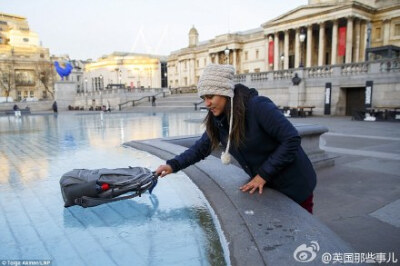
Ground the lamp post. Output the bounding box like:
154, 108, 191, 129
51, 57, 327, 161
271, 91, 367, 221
299, 28, 306, 68
163, 72, 167, 88
366, 22, 372, 61
280, 53, 285, 70
99, 74, 103, 90
224, 47, 230, 65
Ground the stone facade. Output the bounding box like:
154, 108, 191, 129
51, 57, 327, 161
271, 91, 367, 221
83, 52, 167, 93
0, 12, 54, 101
167, 0, 400, 115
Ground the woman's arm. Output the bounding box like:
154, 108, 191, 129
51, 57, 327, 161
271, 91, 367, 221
156, 131, 212, 177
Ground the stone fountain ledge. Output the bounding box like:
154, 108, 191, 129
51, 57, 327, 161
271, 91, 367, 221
124, 124, 352, 266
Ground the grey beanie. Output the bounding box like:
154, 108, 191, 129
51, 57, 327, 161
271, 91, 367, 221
197, 64, 236, 165
197, 64, 235, 98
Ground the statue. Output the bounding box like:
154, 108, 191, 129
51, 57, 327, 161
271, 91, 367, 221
54, 61, 73, 80
292, 73, 302, 86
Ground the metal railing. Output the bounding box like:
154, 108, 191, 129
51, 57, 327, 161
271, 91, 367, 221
118, 91, 166, 110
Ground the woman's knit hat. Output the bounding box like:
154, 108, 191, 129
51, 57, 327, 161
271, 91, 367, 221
198, 64, 235, 165
197, 64, 235, 98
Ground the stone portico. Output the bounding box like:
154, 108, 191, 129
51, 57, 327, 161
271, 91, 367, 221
167, 0, 400, 116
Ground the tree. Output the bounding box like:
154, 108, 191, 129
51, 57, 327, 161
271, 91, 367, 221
0, 64, 13, 102
36, 61, 55, 99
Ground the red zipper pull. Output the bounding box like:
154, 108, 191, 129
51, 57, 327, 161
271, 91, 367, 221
101, 183, 110, 191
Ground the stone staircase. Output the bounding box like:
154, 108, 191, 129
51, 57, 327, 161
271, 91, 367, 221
122, 93, 205, 111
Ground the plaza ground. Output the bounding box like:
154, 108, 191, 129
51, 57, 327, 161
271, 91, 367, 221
1, 109, 399, 263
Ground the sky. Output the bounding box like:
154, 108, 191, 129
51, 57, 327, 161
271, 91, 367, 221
1, 0, 307, 60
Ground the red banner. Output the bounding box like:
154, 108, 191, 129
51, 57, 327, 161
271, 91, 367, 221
268, 40, 274, 65
338, 26, 346, 56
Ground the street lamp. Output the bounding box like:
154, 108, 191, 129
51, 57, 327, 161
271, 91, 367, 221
224, 47, 230, 65
99, 74, 103, 90
299, 28, 306, 68
163, 72, 167, 88
366, 22, 372, 61
280, 53, 285, 70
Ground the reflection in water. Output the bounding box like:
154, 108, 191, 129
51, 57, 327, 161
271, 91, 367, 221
0, 112, 226, 266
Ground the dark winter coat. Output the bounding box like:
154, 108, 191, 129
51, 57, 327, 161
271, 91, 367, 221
167, 91, 316, 203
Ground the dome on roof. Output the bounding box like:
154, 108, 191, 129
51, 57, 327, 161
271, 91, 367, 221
189, 26, 198, 36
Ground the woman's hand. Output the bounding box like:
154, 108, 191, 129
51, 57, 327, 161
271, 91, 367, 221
155, 164, 173, 177
240, 175, 266, 194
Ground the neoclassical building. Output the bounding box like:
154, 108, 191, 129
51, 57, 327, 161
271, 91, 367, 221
168, 0, 400, 85
0, 12, 53, 101
83, 52, 167, 92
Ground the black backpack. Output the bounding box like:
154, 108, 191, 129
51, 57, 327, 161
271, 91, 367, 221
60, 167, 157, 208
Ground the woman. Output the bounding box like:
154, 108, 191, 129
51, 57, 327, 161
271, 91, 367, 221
156, 64, 316, 213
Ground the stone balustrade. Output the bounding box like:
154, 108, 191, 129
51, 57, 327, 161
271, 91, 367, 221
250, 72, 268, 82
340, 62, 368, 75
236, 59, 398, 86
273, 69, 294, 80
306, 66, 333, 78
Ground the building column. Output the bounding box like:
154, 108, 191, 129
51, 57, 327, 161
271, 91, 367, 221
232, 49, 237, 71
306, 25, 313, 67
318, 22, 325, 66
274, 32, 279, 71
295, 28, 301, 68
383, 19, 391, 45
284, 30, 289, 69
345, 17, 353, 63
331, 20, 338, 65
266, 36, 271, 71
354, 19, 361, 62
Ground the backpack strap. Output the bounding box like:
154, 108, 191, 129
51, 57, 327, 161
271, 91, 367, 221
75, 190, 143, 208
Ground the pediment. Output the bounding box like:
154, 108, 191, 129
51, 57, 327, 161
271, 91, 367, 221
263, 4, 340, 26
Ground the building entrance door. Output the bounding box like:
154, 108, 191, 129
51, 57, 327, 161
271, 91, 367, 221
345, 87, 365, 116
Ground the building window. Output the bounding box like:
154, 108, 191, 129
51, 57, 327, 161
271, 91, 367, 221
17, 91, 21, 101
40, 53, 44, 58
29, 91, 34, 98
374, 27, 381, 40
184, 61, 187, 70
196, 60, 199, 67
394, 24, 400, 37
254, 68, 260, 73
23, 38, 29, 42
256, 50, 259, 59
243, 70, 249, 74
184, 77, 188, 86
245, 51, 248, 61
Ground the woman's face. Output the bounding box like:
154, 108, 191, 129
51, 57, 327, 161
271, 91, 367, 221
202, 95, 227, 116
